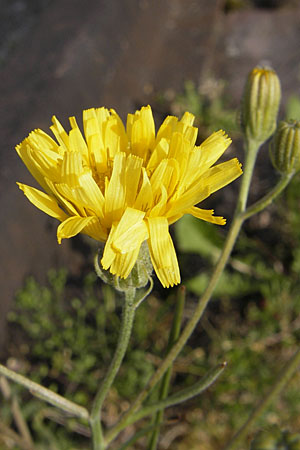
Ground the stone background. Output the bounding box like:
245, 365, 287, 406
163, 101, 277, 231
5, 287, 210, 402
1, 0, 300, 350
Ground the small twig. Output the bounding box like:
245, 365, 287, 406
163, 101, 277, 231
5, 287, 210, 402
0, 421, 33, 450
38, 407, 91, 437
0, 365, 89, 420
0, 376, 34, 448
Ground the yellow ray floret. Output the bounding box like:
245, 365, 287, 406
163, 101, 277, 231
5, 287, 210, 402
16, 105, 242, 288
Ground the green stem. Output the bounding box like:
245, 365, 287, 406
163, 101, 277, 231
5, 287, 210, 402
120, 425, 161, 450
241, 173, 293, 221
90, 288, 136, 450
224, 347, 300, 450
147, 286, 186, 450
236, 139, 261, 213
115, 362, 227, 431
0, 364, 89, 420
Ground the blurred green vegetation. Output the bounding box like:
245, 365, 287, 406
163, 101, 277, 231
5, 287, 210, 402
1, 83, 300, 449
166, 79, 239, 139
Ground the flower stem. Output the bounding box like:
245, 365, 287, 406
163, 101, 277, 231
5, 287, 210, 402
235, 139, 261, 215
90, 287, 136, 450
241, 172, 293, 221
224, 347, 300, 450
0, 364, 89, 420
236, 138, 261, 214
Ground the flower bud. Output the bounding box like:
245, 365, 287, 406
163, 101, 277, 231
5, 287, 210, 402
269, 120, 300, 175
241, 66, 281, 144
95, 242, 153, 293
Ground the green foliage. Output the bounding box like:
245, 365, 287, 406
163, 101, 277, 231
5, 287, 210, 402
5, 270, 162, 448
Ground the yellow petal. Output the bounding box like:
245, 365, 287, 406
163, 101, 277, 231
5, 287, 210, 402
183, 125, 198, 147
15, 142, 52, 194
88, 133, 107, 173
69, 116, 89, 161
179, 111, 195, 128
199, 130, 232, 172
155, 115, 178, 143
147, 217, 180, 287
129, 105, 155, 159
168, 158, 242, 218
101, 223, 118, 270
168, 132, 184, 160
110, 245, 142, 279
45, 178, 82, 216
166, 185, 210, 219
60, 151, 83, 187
124, 155, 143, 207
82, 217, 107, 242
104, 152, 126, 225
76, 171, 105, 217
187, 206, 226, 225
101, 209, 148, 278
17, 183, 67, 221
201, 158, 242, 194
112, 208, 147, 253
50, 116, 69, 149
27, 129, 59, 153
134, 168, 153, 212
57, 216, 95, 244
109, 109, 128, 152
103, 117, 121, 158
83, 109, 107, 172
95, 107, 110, 127
83, 108, 100, 140
150, 159, 169, 197
149, 185, 168, 217
146, 138, 169, 174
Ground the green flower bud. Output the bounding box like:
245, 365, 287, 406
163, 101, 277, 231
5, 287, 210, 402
241, 66, 281, 144
95, 241, 153, 292
269, 120, 300, 175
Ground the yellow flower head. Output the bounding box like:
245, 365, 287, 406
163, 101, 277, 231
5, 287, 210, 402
16, 105, 242, 287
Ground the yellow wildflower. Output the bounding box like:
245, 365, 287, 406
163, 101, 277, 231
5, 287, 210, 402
16, 105, 242, 287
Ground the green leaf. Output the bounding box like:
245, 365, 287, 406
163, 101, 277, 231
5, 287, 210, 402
175, 214, 223, 262
187, 270, 257, 297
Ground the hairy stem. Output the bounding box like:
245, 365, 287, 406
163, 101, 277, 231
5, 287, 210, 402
90, 288, 136, 450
